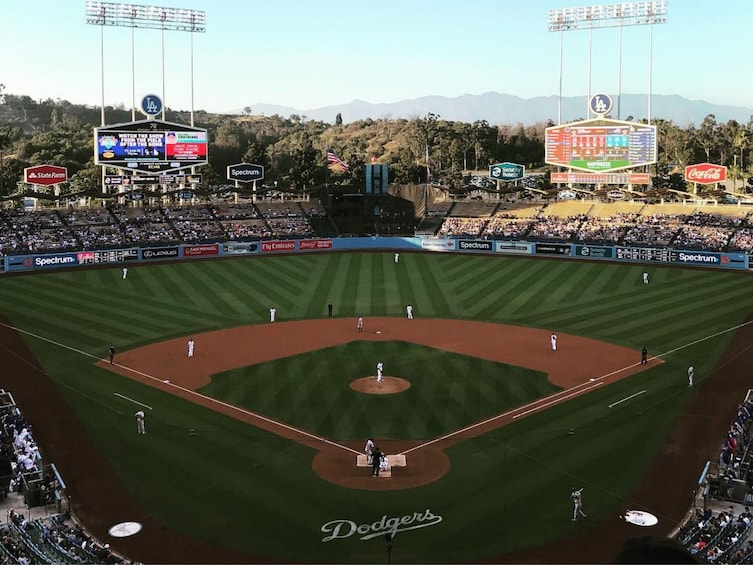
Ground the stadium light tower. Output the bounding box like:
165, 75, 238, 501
548, 1, 668, 124
85, 1, 206, 125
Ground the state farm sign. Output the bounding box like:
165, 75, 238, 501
684, 163, 727, 184
24, 165, 68, 186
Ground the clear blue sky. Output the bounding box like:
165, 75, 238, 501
1, 0, 750, 114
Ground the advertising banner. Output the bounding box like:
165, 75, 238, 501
458, 240, 493, 252
142, 246, 179, 260
684, 163, 727, 184
614, 247, 747, 269
575, 245, 614, 259
299, 239, 333, 250
420, 239, 456, 251
534, 243, 572, 256
183, 244, 219, 257
262, 240, 296, 253
222, 242, 259, 255
27, 253, 80, 270
24, 165, 68, 186
495, 241, 533, 255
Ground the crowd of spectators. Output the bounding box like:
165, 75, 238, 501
3, 200, 753, 254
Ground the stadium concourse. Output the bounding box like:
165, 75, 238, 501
1, 195, 753, 254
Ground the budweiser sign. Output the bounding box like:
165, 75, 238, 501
684, 163, 727, 184
24, 164, 68, 186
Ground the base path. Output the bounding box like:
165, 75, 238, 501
102, 318, 656, 491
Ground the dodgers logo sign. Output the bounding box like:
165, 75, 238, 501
321, 509, 443, 542
140, 94, 163, 117
589, 93, 613, 116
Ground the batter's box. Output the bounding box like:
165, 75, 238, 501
356, 454, 406, 467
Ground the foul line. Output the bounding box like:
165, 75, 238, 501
0, 321, 360, 456
113, 393, 152, 410
609, 390, 646, 409
404, 317, 753, 455
512, 382, 603, 419
3, 316, 753, 460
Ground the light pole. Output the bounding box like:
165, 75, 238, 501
548, 1, 668, 123
85, 1, 206, 124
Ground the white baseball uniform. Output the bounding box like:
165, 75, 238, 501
551, 333, 558, 351
377, 362, 384, 382
688, 365, 694, 387
135, 410, 146, 434
188, 339, 195, 357
571, 488, 586, 521
406, 305, 413, 319
643, 272, 649, 284
270, 308, 276, 322
122, 267, 128, 280
394, 253, 400, 263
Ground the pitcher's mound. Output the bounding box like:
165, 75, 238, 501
350, 376, 411, 395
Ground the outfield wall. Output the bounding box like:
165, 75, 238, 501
1, 238, 748, 272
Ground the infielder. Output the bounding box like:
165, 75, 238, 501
376, 361, 384, 383
187, 338, 195, 358
688, 365, 694, 387
270, 307, 276, 322
135, 410, 146, 435
122, 267, 128, 280
571, 487, 586, 521
551, 333, 558, 352
642, 272, 649, 284
406, 305, 414, 320
357, 316, 364, 332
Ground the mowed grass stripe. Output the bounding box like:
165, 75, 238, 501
412, 253, 451, 317
448, 258, 522, 311
341, 253, 365, 315
500, 260, 576, 318
529, 272, 747, 328
230, 259, 300, 313
219, 259, 290, 320
473, 260, 556, 320
445, 256, 511, 297
160, 263, 236, 319
198, 261, 262, 319
0, 284, 149, 342
563, 275, 751, 333
368, 253, 386, 316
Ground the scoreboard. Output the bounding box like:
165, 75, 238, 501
77, 249, 139, 264
545, 118, 657, 173
614, 247, 674, 263
94, 119, 208, 173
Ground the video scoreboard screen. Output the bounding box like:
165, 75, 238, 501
94, 119, 208, 172
77, 249, 139, 264
545, 118, 657, 173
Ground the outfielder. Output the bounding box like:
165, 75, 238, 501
122, 267, 128, 280
135, 410, 146, 435
376, 362, 384, 383
571, 487, 586, 521
394, 253, 400, 263
642, 271, 649, 284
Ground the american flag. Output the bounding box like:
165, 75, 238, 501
326, 148, 350, 173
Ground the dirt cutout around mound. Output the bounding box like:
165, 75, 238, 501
350, 376, 410, 394
101, 318, 657, 493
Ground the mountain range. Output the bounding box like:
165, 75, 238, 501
248, 92, 753, 127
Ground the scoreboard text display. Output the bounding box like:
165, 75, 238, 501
94, 120, 208, 172
545, 118, 657, 173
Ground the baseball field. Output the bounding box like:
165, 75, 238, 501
0, 251, 751, 563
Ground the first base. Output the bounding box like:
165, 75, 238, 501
375, 331, 381, 334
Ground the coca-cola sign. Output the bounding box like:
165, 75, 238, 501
24, 164, 68, 186
684, 163, 727, 184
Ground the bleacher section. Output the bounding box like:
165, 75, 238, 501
2, 200, 753, 252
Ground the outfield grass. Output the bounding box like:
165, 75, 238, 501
199, 340, 556, 440
0, 253, 750, 562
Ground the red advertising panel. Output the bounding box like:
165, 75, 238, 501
299, 239, 333, 250
262, 240, 296, 253
684, 163, 727, 184
183, 244, 219, 257
550, 172, 650, 184
24, 164, 68, 186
